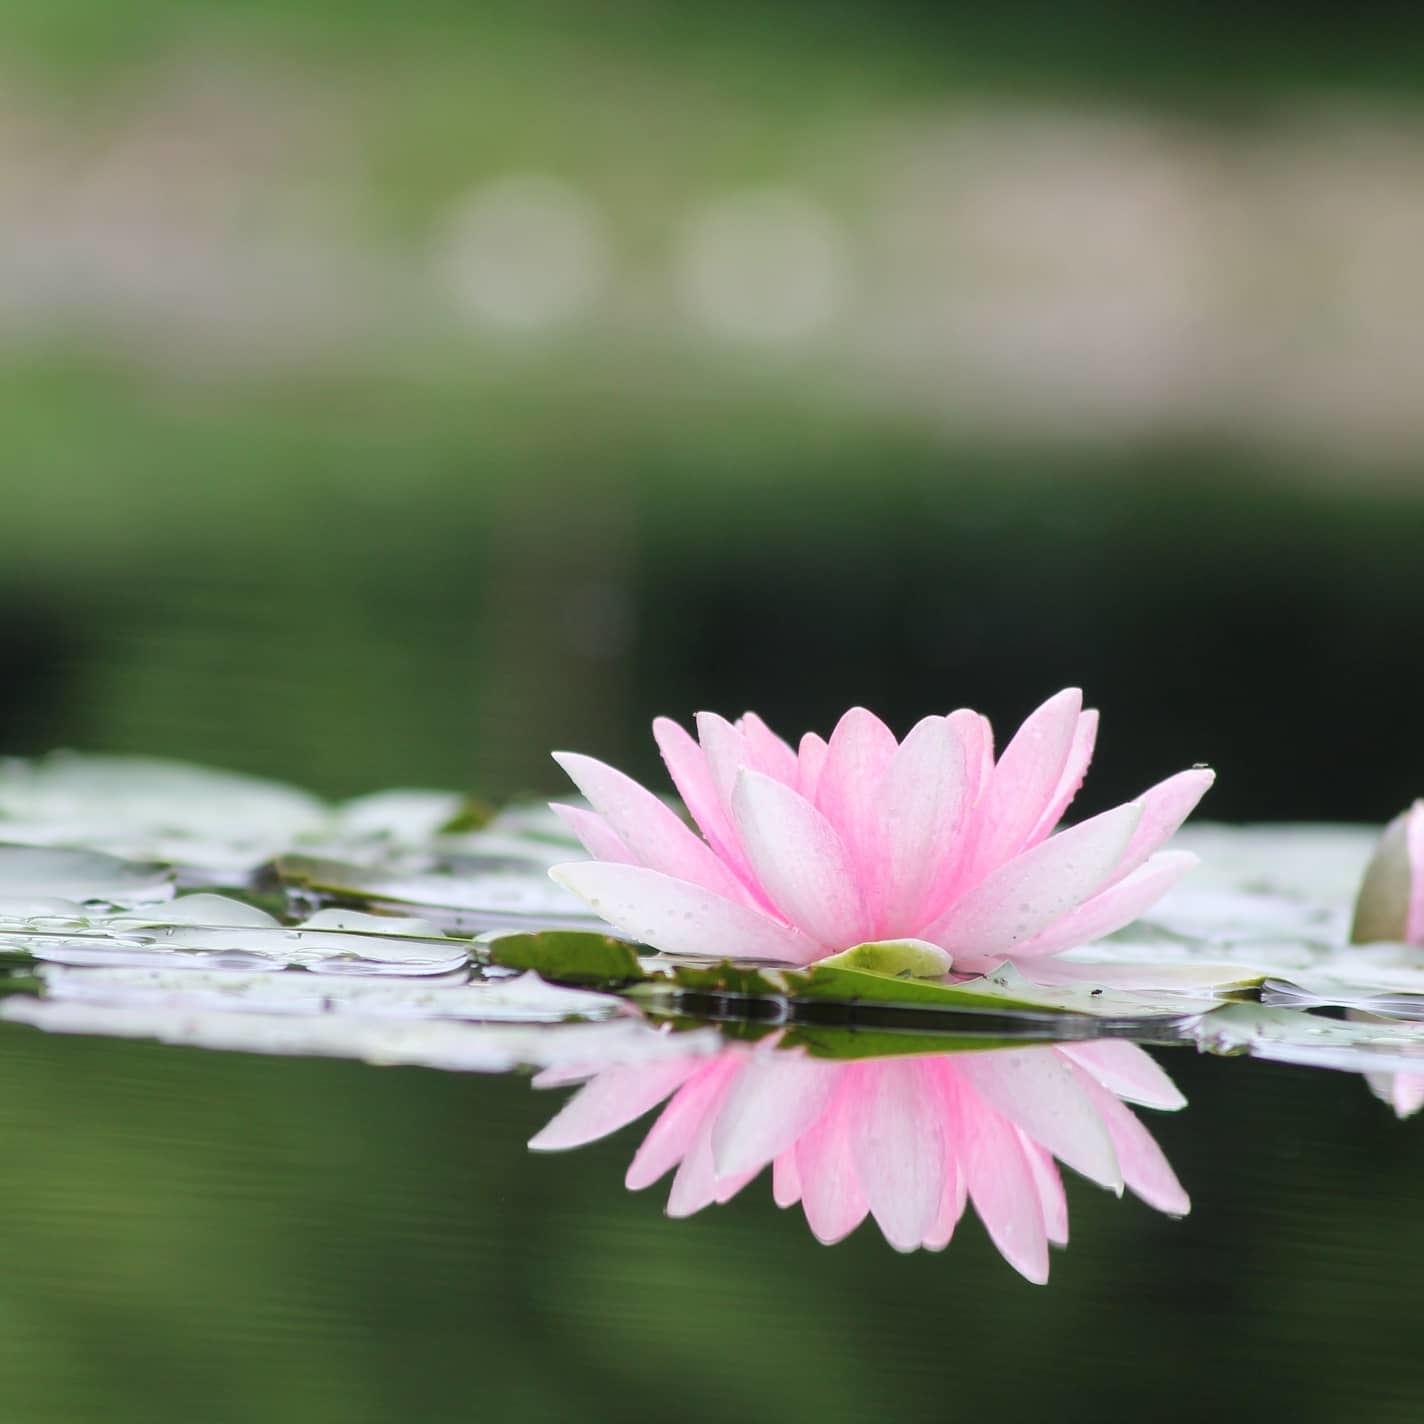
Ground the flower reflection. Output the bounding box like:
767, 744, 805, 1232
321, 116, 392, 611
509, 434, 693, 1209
547, 691, 1212, 972
1351, 800, 1424, 1116
530, 1037, 1189, 1282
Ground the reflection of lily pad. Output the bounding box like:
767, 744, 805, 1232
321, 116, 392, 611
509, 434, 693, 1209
1188, 1002, 1424, 1076
783, 1022, 1056, 1061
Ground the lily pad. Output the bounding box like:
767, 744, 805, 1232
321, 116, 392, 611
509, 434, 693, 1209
0, 753, 327, 880
813, 939, 954, 978
484, 930, 646, 985
31, 964, 625, 1024
3, 896, 471, 977
0, 995, 717, 1075
623, 957, 1222, 1021
0, 845, 174, 908
277, 854, 604, 933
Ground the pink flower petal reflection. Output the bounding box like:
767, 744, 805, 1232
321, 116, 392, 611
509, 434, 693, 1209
551, 693, 1212, 970
530, 1039, 1189, 1283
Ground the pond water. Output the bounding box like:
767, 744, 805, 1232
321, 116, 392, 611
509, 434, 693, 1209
1, 755, 1423, 1423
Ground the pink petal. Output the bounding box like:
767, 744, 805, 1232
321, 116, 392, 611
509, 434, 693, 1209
625, 1057, 738, 1190
1367, 1071, 1424, 1118
1025, 709, 1100, 848
552, 751, 747, 899
847, 1060, 947, 1252
956, 1085, 1051, 1284
653, 716, 755, 883
921, 1151, 968, 1252
529, 1060, 702, 1151
694, 711, 749, 825
1071, 1068, 1190, 1216
923, 801, 1143, 967
548, 803, 639, 865
956, 1048, 1122, 1192
919, 712, 993, 923
773, 1149, 803, 1207
1059, 1041, 1187, 1111
731, 770, 870, 948
1110, 768, 1216, 883
548, 863, 820, 963
796, 1088, 870, 1245
965, 688, 1083, 880
711, 1164, 761, 1206
1010, 851, 1198, 959
1406, 801, 1424, 945
874, 715, 969, 937
737, 712, 800, 786
814, 707, 898, 873
667, 1068, 746, 1217
710, 1051, 839, 1177
1019, 1133, 1069, 1246
797, 733, 829, 801
947, 709, 995, 805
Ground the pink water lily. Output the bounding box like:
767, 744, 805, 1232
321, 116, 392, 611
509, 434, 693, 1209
530, 1038, 1190, 1282
549, 690, 1213, 972
1352, 800, 1424, 1117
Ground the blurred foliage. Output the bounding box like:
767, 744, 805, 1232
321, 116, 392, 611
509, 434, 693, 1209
6, 0, 1424, 104
2, 344, 1421, 819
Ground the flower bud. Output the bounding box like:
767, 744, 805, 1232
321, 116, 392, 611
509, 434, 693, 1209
1349, 800, 1424, 946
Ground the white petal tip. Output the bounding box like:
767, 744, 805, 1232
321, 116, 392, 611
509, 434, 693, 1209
547, 862, 583, 891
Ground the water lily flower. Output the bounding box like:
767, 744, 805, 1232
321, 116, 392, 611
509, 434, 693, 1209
530, 1038, 1190, 1282
548, 690, 1213, 972
1350, 799, 1424, 1116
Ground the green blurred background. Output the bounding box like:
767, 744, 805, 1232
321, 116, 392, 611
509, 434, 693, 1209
2, 3, 1424, 1419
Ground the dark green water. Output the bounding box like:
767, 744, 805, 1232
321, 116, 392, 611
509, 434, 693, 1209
2, 1021, 1421, 1424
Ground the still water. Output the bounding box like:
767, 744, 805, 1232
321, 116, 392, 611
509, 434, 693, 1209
2, 1022, 1421, 1424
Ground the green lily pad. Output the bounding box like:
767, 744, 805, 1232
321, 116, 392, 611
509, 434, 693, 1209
484, 930, 646, 985
654, 962, 785, 997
